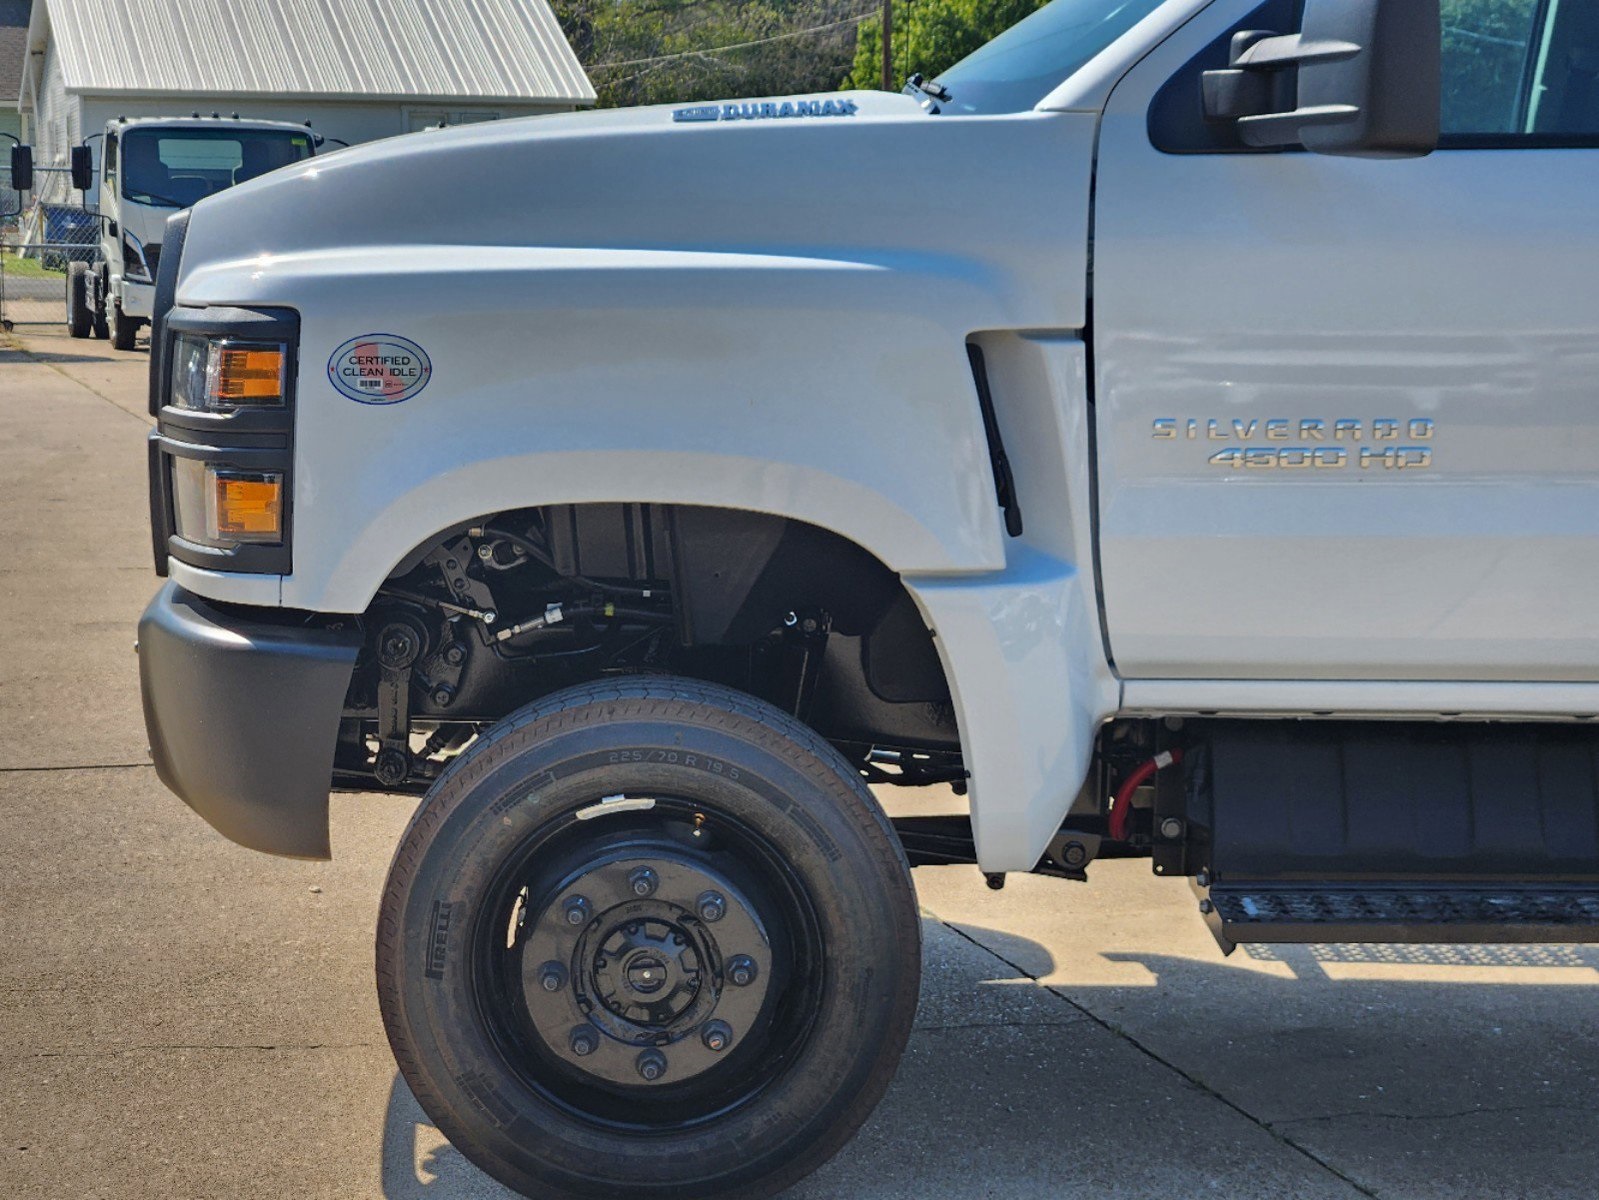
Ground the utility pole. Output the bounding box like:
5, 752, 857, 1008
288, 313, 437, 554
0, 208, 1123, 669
880, 0, 893, 92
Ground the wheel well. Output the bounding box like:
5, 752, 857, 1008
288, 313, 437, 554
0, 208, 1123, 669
336, 504, 962, 793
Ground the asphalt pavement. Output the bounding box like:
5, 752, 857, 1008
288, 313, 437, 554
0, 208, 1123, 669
2, 325, 1597, 1199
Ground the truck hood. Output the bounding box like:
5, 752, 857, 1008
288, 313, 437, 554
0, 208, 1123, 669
175, 89, 1097, 329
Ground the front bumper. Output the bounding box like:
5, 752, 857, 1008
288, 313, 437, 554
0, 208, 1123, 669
138, 582, 361, 858
118, 277, 156, 320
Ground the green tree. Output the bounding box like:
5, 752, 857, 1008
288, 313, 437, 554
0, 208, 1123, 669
841, 0, 1048, 91
1440, 0, 1542, 133
554, 0, 876, 108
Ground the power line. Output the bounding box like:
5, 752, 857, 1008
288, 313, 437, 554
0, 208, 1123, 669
588, 11, 874, 71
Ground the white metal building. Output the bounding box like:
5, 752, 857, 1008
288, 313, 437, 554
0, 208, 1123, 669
0, 1, 27, 145
17, 0, 594, 186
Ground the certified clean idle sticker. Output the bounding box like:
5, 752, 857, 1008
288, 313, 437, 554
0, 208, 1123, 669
328, 334, 432, 404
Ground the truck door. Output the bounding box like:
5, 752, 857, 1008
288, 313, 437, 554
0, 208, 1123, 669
1091, 0, 1599, 681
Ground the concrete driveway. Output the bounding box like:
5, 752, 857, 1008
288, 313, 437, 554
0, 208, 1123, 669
2, 326, 1597, 1198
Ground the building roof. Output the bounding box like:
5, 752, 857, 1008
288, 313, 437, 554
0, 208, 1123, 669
24, 0, 593, 107
0, 1, 28, 111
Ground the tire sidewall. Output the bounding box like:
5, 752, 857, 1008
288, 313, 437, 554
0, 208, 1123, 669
67, 263, 89, 337
111, 303, 137, 350
381, 689, 920, 1199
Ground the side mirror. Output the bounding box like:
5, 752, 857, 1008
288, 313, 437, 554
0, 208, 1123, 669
1202, 0, 1440, 158
8, 144, 32, 193
70, 144, 94, 191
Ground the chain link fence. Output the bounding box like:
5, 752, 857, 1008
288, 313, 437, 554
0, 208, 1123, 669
1, 166, 101, 332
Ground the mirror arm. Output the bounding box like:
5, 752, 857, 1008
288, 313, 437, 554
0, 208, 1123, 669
1237, 104, 1360, 147
1202, 29, 1365, 146
1233, 32, 1360, 70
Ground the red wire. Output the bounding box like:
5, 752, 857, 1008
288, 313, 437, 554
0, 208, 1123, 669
1108, 748, 1184, 842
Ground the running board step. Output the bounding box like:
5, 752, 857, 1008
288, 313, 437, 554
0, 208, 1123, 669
1201, 883, 1599, 954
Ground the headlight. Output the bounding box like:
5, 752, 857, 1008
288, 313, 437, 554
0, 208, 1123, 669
122, 233, 151, 282
153, 303, 298, 575
170, 333, 287, 412
170, 460, 284, 546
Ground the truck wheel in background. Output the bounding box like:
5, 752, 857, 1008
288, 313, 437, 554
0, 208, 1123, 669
92, 269, 110, 339
66, 263, 92, 338
110, 303, 140, 351
376, 678, 922, 1200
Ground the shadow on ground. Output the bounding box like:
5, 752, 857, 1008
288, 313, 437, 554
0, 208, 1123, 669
0, 346, 145, 363
375, 919, 1599, 1199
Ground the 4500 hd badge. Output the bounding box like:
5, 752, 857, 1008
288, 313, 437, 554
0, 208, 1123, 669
1152, 416, 1436, 471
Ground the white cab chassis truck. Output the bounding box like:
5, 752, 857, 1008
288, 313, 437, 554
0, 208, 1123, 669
66, 116, 315, 349
136, 1, 1599, 1195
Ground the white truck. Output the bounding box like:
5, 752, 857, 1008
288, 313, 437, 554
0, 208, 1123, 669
135, 0, 1599, 1196
65, 116, 315, 348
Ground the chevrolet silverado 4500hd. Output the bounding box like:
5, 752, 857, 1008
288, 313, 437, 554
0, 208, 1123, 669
136, 1, 1599, 1195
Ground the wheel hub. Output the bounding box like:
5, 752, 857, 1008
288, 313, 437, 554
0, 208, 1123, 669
593, 918, 702, 1022
518, 849, 773, 1087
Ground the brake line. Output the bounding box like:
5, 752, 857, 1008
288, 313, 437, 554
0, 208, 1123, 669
1107, 748, 1184, 842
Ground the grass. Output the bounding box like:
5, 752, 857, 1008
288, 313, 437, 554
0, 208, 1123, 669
1, 251, 65, 279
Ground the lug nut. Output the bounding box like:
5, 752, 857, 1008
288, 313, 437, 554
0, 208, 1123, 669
538, 962, 566, 992
727, 955, 757, 987
697, 891, 727, 923
636, 1049, 667, 1081
563, 895, 592, 926
570, 1027, 598, 1056
628, 867, 659, 898
701, 1020, 733, 1053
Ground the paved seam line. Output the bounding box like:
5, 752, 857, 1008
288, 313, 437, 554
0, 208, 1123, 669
913, 1020, 1088, 1033
0, 762, 152, 773
1274, 1101, 1594, 1127
937, 920, 1381, 1200
19, 1042, 379, 1059
8, 342, 155, 428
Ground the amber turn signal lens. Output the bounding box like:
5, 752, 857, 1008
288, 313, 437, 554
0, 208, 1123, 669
214, 347, 285, 403
207, 469, 283, 543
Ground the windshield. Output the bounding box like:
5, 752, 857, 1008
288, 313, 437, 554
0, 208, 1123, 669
120, 128, 314, 208
932, 0, 1170, 114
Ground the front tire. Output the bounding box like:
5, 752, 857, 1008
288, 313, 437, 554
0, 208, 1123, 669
110, 302, 140, 350
377, 678, 921, 1200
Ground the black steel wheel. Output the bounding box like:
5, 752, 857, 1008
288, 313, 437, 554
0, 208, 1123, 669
377, 678, 921, 1200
